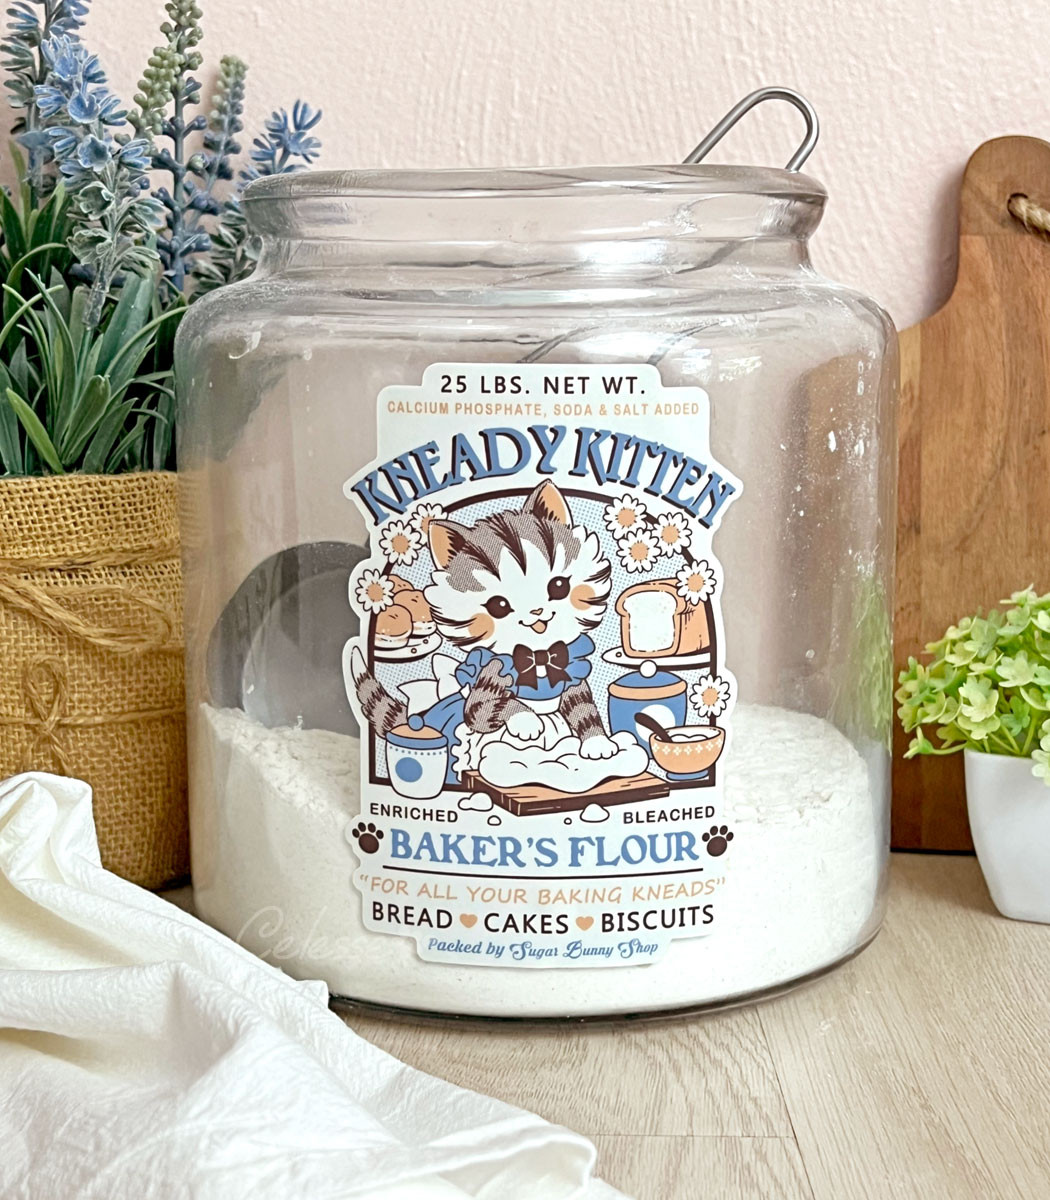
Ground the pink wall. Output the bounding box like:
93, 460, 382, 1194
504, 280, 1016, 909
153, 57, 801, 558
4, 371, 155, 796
75, 0, 1050, 329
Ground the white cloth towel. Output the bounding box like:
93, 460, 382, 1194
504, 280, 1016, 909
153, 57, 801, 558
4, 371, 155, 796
0, 773, 628, 1200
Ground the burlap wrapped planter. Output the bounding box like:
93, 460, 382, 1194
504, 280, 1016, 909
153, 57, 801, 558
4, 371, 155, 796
0, 472, 187, 888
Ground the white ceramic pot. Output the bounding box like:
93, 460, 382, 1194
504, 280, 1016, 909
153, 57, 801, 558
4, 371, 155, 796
964, 749, 1050, 923
384, 715, 449, 801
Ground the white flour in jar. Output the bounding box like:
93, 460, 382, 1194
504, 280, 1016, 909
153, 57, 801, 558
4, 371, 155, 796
192, 702, 885, 1017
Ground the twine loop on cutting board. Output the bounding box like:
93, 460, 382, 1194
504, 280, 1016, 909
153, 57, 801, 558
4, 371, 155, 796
1007, 193, 1050, 236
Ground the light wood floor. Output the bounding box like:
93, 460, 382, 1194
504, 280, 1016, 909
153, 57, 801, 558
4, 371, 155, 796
347, 855, 1050, 1199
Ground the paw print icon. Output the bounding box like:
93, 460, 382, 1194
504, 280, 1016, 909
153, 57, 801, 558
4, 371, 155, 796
702, 825, 734, 857
351, 822, 384, 854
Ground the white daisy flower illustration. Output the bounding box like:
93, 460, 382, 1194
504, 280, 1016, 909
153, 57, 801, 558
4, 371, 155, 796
690, 674, 731, 718
604, 493, 649, 540
354, 568, 395, 614
617, 528, 661, 573
378, 518, 422, 566
676, 560, 717, 605
412, 501, 446, 537
653, 511, 694, 557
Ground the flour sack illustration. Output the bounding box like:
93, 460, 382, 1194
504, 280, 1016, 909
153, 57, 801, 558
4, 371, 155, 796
342, 363, 742, 968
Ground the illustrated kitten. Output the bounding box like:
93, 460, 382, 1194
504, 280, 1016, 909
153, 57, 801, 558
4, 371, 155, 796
352, 480, 619, 761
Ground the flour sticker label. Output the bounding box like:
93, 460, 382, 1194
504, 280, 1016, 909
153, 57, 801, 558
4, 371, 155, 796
342, 363, 742, 967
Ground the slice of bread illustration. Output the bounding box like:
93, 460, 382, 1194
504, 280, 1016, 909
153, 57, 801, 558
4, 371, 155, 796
615, 578, 710, 658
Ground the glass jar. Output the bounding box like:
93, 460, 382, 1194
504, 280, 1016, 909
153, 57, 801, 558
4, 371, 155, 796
176, 162, 897, 1020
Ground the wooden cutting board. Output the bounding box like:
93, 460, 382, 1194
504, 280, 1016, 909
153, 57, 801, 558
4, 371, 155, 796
464, 770, 668, 817
893, 135, 1050, 850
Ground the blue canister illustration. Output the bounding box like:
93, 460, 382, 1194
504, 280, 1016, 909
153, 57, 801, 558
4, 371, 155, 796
607, 660, 688, 749
385, 715, 449, 800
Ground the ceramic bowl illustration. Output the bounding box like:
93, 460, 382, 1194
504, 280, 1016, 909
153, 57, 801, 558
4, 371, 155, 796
648, 725, 725, 779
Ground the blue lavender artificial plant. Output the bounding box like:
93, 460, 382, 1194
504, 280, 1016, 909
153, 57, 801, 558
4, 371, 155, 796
196, 99, 322, 290
0, 0, 91, 194
127, 1, 322, 300
0, 0, 323, 475
37, 35, 161, 325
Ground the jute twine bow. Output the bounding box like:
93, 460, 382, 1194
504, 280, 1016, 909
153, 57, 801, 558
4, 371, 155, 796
19, 658, 73, 774
4, 657, 183, 774
1008, 193, 1050, 237
0, 547, 183, 773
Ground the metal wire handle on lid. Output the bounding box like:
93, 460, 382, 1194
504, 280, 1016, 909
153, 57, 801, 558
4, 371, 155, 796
684, 87, 820, 172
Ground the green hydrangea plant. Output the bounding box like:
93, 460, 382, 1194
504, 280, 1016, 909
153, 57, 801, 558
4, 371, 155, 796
897, 587, 1050, 784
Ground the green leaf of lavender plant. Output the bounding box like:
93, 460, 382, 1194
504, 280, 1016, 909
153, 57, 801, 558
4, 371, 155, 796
46, 267, 71, 321
4, 387, 63, 473
20, 273, 94, 457
0, 360, 23, 474
67, 286, 92, 361
0, 186, 27, 268
80, 396, 138, 475
3, 242, 70, 314
7, 143, 29, 212
105, 307, 182, 395
150, 392, 176, 469
33, 182, 72, 253
95, 275, 152, 374
7, 336, 31, 400
16, 289, 62, 433
33, 284, 78, 433
104, 414, 149, 474
60, 375, 112, 463
0, 281, 51, 357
